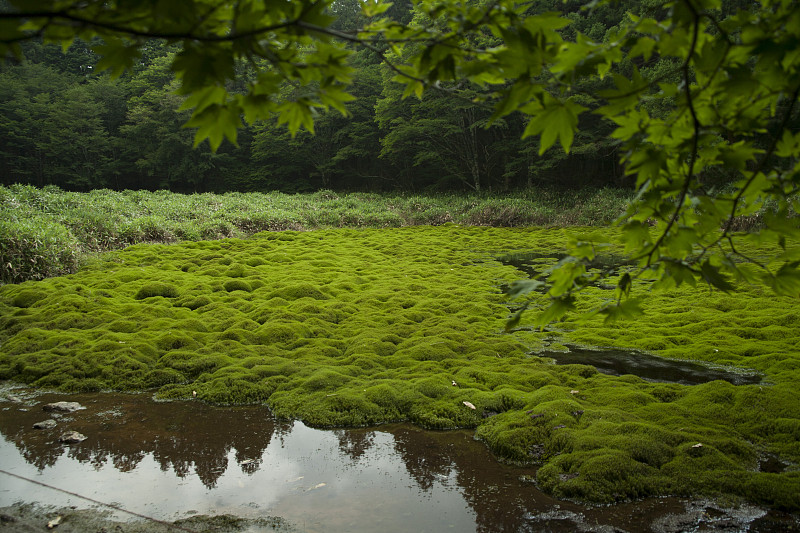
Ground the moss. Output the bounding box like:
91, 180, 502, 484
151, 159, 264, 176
223, 279, 252, 292
11, 289, 48, 308
154, 332, 200, 352
175, 295, 212, 310
2, 225, 800, 510
134, 283, 179, 300
269, 283, 327, 301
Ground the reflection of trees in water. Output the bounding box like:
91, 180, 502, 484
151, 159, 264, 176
16, 440, 62, 471
0, 393, 277, 489
390, 425, 542, 533
2, 393, 554, 530
392, 426, 455, 492
333, 428, 375, 462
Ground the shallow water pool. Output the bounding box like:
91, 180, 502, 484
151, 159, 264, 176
0, 387, 793, 532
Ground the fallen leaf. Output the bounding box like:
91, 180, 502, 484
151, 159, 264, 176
463, 401, 476, 410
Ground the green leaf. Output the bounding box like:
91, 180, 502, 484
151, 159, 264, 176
700, 260, 735, 292
617, 272, 632, 297
665, 226, 697, 258
506, 279, 546, 299
522, 95, 587, 154
361, 0, 392, 17
766, 263, 800, 296
547, 259, 585, 296
505, 303, 529, 332
277, 100, 316, 136
93, 41, 142, 78
185, 103, 241, 151
663, 259, 697, 288
180, 85, 227, 114
534, 296, 575, 327
600, 298, 643, 323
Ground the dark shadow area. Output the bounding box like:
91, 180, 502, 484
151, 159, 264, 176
537, 345, 762, 386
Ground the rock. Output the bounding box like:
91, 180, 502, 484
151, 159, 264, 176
33, 419, 57, 430
59, 431, 87, 444
43, 401, 84, 413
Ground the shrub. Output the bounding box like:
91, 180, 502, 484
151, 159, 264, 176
0, 217, 80, 283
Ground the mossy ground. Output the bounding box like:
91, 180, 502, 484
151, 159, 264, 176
1, 225, 798, 510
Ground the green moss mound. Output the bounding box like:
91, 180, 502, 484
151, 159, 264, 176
135, 282, 180, 299
1, 225, 799, 510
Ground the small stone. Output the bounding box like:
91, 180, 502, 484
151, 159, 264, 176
569, 390, 580, 395
33, 419, 57, 430
692, 443, 703, 448
462, 401, 476, 410
43, 401, 84, 413
59, 431, 87, 444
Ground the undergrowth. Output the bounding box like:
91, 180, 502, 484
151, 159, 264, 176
0, 225, 798, 510
0, 184, 634, 283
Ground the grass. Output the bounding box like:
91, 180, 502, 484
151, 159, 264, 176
1, 223, 799, 510
0, 184, 633, 283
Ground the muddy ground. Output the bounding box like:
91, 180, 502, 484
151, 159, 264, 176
0, 503, 295, 532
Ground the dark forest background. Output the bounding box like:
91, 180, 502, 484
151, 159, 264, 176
1, 0, 752, 194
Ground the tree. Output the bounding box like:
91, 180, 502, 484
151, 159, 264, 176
2, 0, 800, 323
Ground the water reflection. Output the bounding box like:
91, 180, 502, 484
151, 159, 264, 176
0, 391, 278, 488
0, 388, 794, 532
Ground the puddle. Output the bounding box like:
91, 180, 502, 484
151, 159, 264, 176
0, 387, 792, 532
536, 346, 762, 386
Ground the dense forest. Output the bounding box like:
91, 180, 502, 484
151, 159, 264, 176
0, 0, 653, 193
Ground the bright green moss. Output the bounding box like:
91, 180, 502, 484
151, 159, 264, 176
135, 282, 179, 300
11, 289, 48, 308
268, 283, 328, 301
175, 295, 212, 310
223, 279, 252, 292
2, 225, 800, 510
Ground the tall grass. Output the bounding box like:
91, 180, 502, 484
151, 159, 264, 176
0, 184, 634, 283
